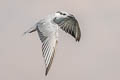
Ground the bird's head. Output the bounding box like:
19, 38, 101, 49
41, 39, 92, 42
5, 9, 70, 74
55, 11, 74, 18
55, 11, 69, 18
53, 11, 74, 24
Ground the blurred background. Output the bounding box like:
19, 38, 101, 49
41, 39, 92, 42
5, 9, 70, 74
0, 0, 120, 80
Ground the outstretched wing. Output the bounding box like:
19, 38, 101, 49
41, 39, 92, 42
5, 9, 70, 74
36, 24, 58, 76
54, 16, 81, 41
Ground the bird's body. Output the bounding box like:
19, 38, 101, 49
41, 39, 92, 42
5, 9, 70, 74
24, 11, 81, 76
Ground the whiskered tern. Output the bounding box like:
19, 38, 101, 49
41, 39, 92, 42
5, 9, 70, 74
24, 11, 81, 76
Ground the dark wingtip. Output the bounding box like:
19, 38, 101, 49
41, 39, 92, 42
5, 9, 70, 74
76, 38, 80, 42
45, 69, 48, 76
75, 35, 81, 42
45, 71, 48, 76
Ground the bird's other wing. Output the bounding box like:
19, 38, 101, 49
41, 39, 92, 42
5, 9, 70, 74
36, 24, 58, 76
54, 16, 81, 41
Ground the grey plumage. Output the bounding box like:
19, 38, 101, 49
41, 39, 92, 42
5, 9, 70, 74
24, 11, 81, 76
53, 14, 81, 41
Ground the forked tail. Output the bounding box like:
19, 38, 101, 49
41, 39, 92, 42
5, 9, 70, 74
23, 26, 37, 35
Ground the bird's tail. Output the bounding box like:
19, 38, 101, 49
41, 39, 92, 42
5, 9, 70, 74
23, 26, 37, 35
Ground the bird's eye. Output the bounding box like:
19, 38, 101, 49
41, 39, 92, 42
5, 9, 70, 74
62, 13, 66, 15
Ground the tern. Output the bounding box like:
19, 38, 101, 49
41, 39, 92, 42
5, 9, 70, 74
24, 11, 81, 76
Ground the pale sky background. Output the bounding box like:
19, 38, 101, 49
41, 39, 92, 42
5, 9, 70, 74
0, 0, 120, 80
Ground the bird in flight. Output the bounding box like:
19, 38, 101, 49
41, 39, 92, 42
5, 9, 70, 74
24, 11, 81, 76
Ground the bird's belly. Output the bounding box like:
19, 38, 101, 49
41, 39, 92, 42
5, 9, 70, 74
39, 23, 59, 38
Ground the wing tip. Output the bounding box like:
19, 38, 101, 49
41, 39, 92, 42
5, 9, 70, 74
75, 34, 81, 42
45, 68, 49, 76
45, 47, 56, 76
45, 60, 52, 76
76, 38, 80, 42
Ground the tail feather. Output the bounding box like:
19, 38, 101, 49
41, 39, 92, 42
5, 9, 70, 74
23, 26, 37, 35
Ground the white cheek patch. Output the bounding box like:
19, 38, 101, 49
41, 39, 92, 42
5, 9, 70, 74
55, 13, 61, 17
55, 12, 68, 19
